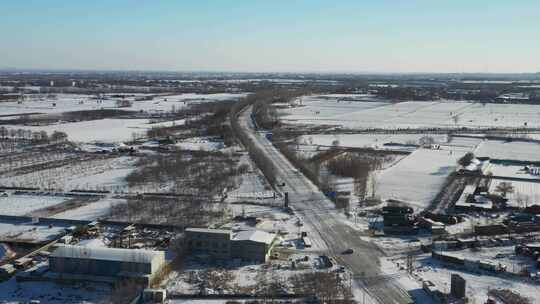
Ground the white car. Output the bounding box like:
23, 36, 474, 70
0, 192, 8, 197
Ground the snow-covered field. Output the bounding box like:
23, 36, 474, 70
0, 277, 110, 304
52, 197, 125, 221
489, 178, 540, 206
153, 92, 247, 103
299, 133, 448, 150
0, 195, 67, 216
279, 95, 540, 130
280, 94, 389, 123
3, 118, 164, 143
0, 222, 67, 243
0, 156, 136, 191
447, 136, 484, 150
175, 137, 225, 151
376, 148, 466, 210
0, 94, 118, 118
0, 93, 247, 118
489, 164, 540, 180
475, 140, 540, 162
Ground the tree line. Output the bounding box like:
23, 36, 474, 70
0, 126, 68, 143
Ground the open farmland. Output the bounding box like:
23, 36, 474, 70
52, 197, 126, 221
3, 119, 154, 143
279, 95, 540, 130
489, 163, 540, 180
0, 156, 136, 191
376, 148, 466, 210
475, 140, 540, 162
0, 195, 68, 216
0, 92, 247, 119
299, 133, 448, 150
489, 178, 540, 207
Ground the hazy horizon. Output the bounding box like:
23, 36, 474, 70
2, 0, 539, 73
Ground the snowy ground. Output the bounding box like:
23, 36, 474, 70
0, 277, 110, 304
0, 94, 119, 118
298, 133, 448, 151
279, 96, 540, 130
3, 118, 160, 143
440, 246, 537, 275
489, 179, 540, 207
0, 93, 247, 119
163, 252, 341, 296
0, 156, 136, 191
280, 95, 389, 124
175, 137, 225, 151
0, 194, 68, 216
475, 140, 540, 162
224, 204, 305, 244
0, 222, 66, 243
489, 164, 540, 180
52, 197, 126, 221
412, 254, 540, 303
375, 148, 467, 210
226, 153, 275, 201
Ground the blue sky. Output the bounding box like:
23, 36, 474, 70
1, 0, 539, 73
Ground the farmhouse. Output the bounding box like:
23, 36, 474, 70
49, 245, 166, 284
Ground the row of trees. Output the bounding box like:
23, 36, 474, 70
229, 90, 282, 185
0, 126, 68, 143
326, 153, 385, 201
109, 195, 228, 226
125, 152, 239, 198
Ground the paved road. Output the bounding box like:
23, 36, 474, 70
239, 107, 413, 304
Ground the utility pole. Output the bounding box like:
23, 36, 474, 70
406, 253, 414, 274
406, 243, 415, 275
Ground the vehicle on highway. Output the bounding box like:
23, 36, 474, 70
341, 248, 354, 255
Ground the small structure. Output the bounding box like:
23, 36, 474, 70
49, 245, 165, 285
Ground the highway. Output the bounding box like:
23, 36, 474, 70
239, 106, 413, 303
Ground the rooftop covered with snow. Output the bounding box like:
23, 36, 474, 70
232, 230, 276, 245
50, 245, 164, 264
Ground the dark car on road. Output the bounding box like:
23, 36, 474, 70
341, 248, 354, 254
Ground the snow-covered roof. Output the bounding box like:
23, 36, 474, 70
51, 245, 164, 264
233, 230, 276, 245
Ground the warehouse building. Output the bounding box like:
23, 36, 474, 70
184, 228, 277, 263
49, 245, 166, 284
